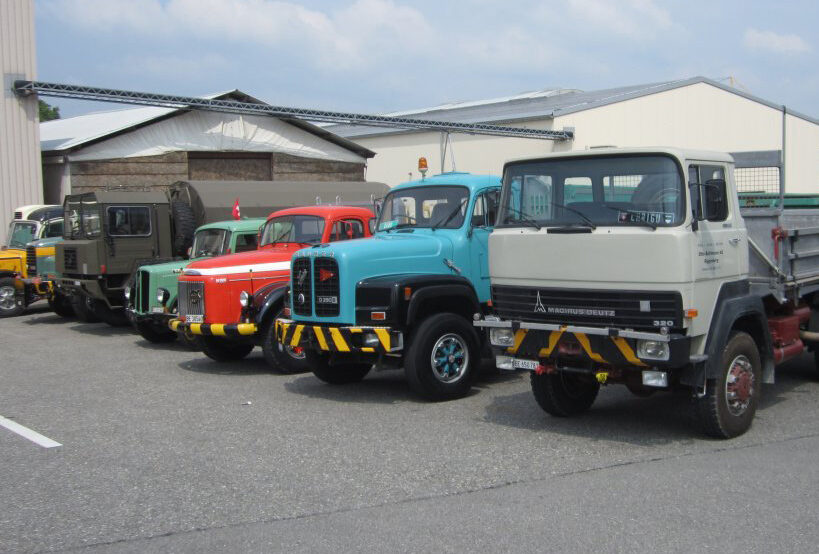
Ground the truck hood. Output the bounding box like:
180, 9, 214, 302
30, 237, 63, 248
183, 245, 299, 276
140, 259, 188, 277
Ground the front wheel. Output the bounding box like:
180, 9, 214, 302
200, 336, 254, 362
49, 291, 75, 318
530, 371, 600, 417
308, 351, 371, 384
404, 313, 479, 400
697, 331, 761, 439
70, 294, 101, 323
90, 300, 129, 327
0, 277, 24, 318
261, 311, 309, 373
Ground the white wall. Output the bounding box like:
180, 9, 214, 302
354, 82, 819, 192
0, 0, 43, 233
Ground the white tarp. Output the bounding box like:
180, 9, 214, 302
50, 109, 366, 163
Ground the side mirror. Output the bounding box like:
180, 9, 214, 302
368, 218, 376, 234
186, 246, 192, 258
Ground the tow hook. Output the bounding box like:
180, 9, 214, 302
595, 371, 609, 384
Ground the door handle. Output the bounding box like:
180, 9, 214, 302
729, 237, 740, 246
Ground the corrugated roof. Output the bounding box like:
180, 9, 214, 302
40, 90, 375, 159
325, 77, 818, 139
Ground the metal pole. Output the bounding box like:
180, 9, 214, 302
780, 105, 787, 210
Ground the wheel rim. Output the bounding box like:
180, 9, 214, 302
279, 343, 306, 360
430, 333, 469, 383
0, 285, 17, 311
725, 354, 755, 416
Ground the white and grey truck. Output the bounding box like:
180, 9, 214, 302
476, 147, 819, 438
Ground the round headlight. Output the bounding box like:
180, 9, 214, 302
239, 290, 250, 307
123, 286, 131, 301
156, 288, 169, 305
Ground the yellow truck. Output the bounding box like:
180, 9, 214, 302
1, 205, 64, 317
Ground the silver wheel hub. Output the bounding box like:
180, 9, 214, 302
0, 285, 17, 311
725, 354, 755, 416
430, 333, 469, 384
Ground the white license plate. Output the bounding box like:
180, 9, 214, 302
74, 280, 81, 286
151, 307, 165, 314
186, 315, 203, 323
512, 358, 539, 370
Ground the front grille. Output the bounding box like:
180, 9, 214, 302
492, 285, 683, 332
63, 248, 77, 271
291, 258, 312, 316
314, 257, 340, 316
138, 270, 150, 313
26, 246, 37, 274
14, 211, 22, 220
178, 280, 205, 318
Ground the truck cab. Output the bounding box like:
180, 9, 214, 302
275, 173, 501, 399
0, 204, 63, 317
170, 206, 376, 371
125, 218, 265, 343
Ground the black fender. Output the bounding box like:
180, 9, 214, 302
252, 281, 289, 326
0, 270, 18, 279
703, 280, 774, 384
406, 283, 480, 326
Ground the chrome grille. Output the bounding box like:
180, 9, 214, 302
178, 280, 205, 318
292, 258, 312, 317
26, 246, 37, 274
314, 257, 340, 317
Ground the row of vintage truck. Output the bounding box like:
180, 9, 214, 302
5, 147, 819, 439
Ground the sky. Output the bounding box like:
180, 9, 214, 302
34, 0, 819, 120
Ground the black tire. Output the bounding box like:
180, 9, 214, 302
136, 320, 178, 343
90, 300, 129, 327
0, 277, 25, 318
171, 201, 196, 257
530, 371, 600, 417
697, 331, 761, 439
70, 294, 101, 323
404, 312, 480, 400
261, 310, 309, 373
200, 336, 254, 362
49, 291, 75, 318
308, 350, 371, 384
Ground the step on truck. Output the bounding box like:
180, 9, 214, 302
275, 172, 501, 399
56, 180, 385, 326
124, 217, 266, 343
169, 200, 384, 372
475, 147, 819, 438
1, 205, 64, 317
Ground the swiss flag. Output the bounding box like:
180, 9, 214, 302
232, 198, 241, 220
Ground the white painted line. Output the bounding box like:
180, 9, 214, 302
0, 415, 61, 448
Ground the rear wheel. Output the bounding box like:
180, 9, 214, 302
308, 351, 371, 384
261, 309, 309, 373
49, 291, 75, 318
530, 371, 600, 417
136, 320, 178, 343
200, 336, 254, 362
70, 294, 101, 323
0, 277, 24, 318
697, 331, 761, 439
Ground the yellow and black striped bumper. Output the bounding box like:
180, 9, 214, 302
275, 318, 403, 354
504, 328, 645, 366
169, 318, 257, 338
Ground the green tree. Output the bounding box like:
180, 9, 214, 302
38, 100, 60, 121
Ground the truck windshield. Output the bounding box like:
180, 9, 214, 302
6, 221, 38, 249
191, 229, 227, 257
260, 215, 325, 246
81, 199, 102, 238
500, 155, 684, 228
376, 185, 469, 231
65, 200, 82, 238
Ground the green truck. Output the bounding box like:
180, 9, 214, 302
125, 218, 264, 343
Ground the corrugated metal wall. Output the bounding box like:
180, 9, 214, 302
0, 0, 43, 236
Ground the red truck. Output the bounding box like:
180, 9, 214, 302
170, 205, 375, 371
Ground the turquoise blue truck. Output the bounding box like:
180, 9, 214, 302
276, 173, 501, 400
125, 218, 265, 343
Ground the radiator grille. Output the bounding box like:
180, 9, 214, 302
138, 270, 150, 313
491, 285, 683, 331
178, 280, 204, 318
14, 211, 22, 220
314, 258, 340, 316
63, 248, 77, 271
26, 246, 37, 274
291, 258, 312, 316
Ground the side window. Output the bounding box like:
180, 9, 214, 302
471, 191, 499, 227
330, 219, 365, 241
690, 164, 728, 222
107, 206, 152, 236
234, 232, 258, 253
44, 219, 64, 238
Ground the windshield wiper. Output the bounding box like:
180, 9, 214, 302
269, 227, 292, 246
600, 204, 657, 230
548, 201, 596, 229
431, 198, 468, 230
503, 206, 541, 230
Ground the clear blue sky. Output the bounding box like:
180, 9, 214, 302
35, 0, 819, 119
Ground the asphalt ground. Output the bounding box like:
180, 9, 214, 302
2, 304, 819, 553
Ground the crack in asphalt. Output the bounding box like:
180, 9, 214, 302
47, 430, 819, 553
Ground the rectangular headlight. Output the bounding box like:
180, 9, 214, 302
637, 339, 670, 361
490, 328, 515, 347
495, 355, 514, 370
642, 370, 668, 388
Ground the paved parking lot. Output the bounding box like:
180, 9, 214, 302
3, 305, 819, 553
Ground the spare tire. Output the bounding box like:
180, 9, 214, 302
171, 201, 196, 257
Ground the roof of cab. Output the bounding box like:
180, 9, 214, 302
66, 190, 169, 204
195, 218, 266, 232
392, 172, 501, 193
503, 146, 735, 167
266, 205, 374, 220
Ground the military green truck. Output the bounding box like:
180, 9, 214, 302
56, 180, 387, 326
125, 217, 265, 343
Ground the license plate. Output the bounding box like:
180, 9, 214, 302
186, 315, 203, 323
151, 307, 164, 314
74, 280, 81, 286
512, 358, 539, 370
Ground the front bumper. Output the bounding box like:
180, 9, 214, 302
169, 318, 258, 338
275, 318, 403, 354
129, 308, 174, 325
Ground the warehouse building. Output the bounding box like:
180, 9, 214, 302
39, 90, 374, 203
328, 77, 819, 193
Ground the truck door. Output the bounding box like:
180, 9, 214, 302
468, 189, 499, 302
688, 163, 742, 282
104, 205, 157, 274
